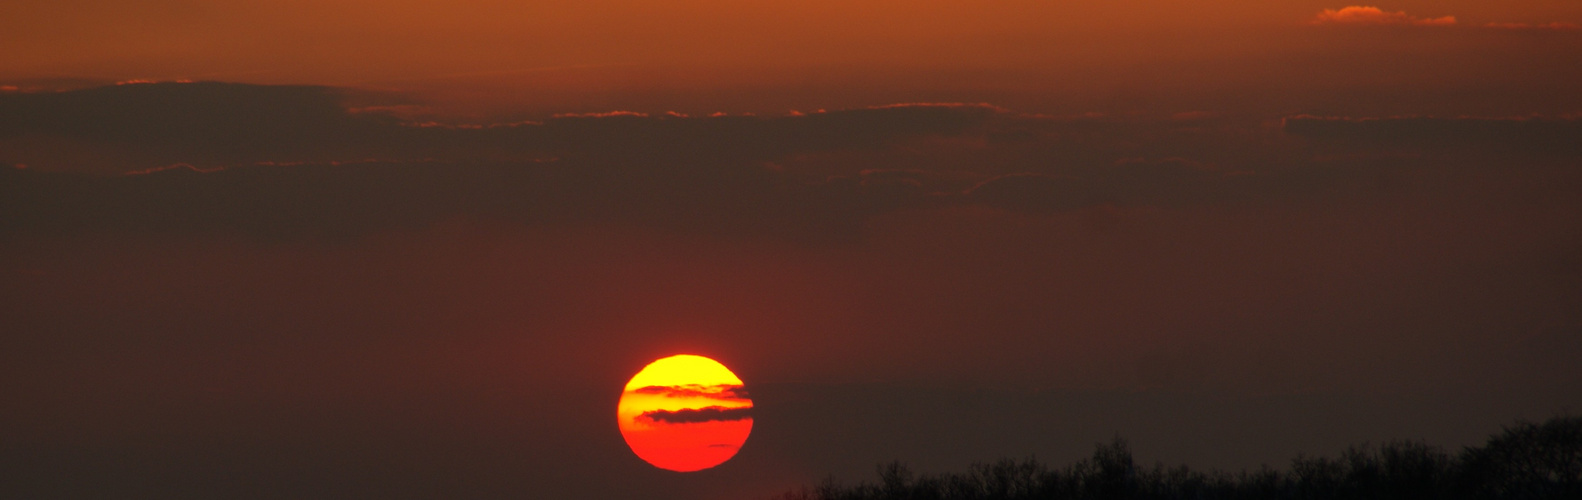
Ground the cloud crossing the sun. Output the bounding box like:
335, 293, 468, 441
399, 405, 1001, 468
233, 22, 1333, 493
638, 406, 754, 424
630, 384, 750, 400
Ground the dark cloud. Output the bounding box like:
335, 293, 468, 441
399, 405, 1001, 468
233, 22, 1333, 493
0, 82, 368, 143
8, 103, 1582, 243
9, 84, 1582, 244
1282, 115, 1582, 156
0, 82, 404, 175
0, 82, 999, 175
639, 406, 754, 425
631, 384, 750, 400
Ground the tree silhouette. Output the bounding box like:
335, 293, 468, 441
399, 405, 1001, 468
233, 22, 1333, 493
1458, 415, 1582, 500
778, 414, 1582, 500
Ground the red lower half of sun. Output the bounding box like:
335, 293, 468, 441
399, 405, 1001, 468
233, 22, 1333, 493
620, 419, 753, 472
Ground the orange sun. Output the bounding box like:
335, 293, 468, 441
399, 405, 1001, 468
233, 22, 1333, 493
617, 354, 754, 472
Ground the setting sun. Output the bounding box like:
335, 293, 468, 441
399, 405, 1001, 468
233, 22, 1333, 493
617, 355, 754, 472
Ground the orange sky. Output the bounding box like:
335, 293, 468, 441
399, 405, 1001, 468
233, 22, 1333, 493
5, 1, 1581, 116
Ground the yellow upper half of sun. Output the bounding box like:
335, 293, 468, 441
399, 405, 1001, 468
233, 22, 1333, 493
623, 354, 743, 391
618, 355, 751, 431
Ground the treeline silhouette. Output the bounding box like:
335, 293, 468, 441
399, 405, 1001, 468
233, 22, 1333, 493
779, 415, 1580, 500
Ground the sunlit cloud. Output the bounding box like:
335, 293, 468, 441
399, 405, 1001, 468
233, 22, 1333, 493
866, 102, 1007, 112
1312, 6, 1456, 26
124, 163, 223, 176
550, 110, 649, 119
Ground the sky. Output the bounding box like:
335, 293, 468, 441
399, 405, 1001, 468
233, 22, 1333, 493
2, 2, 1582, 499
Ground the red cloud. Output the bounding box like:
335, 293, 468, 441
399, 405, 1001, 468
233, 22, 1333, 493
549, 110, 648, 119
1313, 6, 1456, 26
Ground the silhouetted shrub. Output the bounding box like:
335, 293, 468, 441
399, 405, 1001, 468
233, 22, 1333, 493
1457, 415, 1582, 500
778, 414, 1581, 500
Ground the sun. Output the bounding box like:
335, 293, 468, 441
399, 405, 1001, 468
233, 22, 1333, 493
617, 354, 754, 472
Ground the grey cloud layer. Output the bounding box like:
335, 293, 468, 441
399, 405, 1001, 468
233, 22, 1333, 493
0, 82, 994, 175
8, 83, 1581, 242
